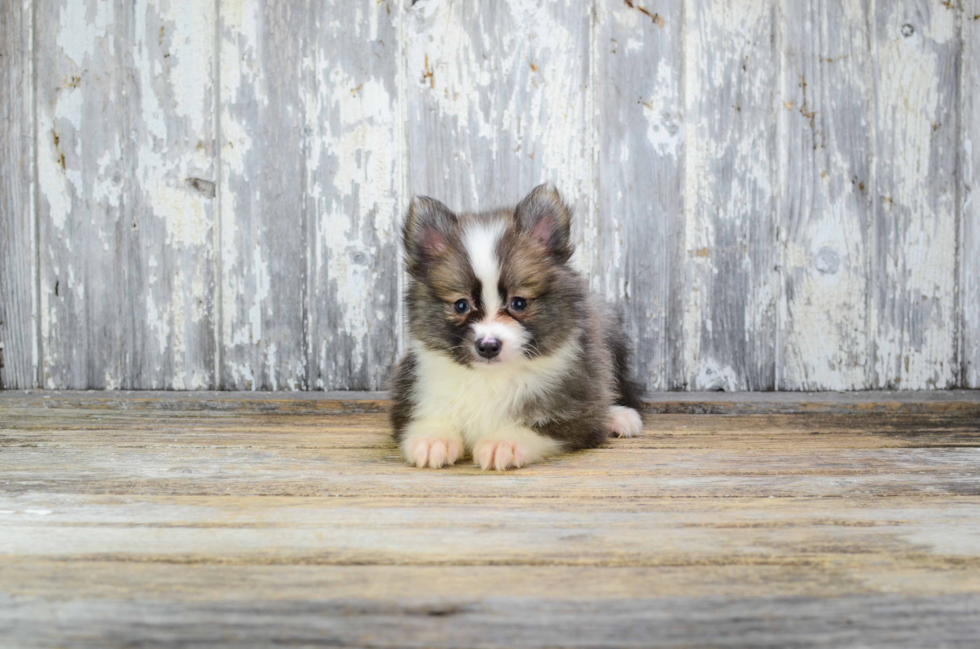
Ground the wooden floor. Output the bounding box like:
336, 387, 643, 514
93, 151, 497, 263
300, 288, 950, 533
1, 391, 979, 648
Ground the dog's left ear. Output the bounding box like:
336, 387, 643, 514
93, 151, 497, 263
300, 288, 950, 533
515, 183, 573, 263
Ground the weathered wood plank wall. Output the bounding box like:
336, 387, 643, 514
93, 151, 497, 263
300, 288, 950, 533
33, 0, 217, 390
0, 0, 977, 391
217, 0, 400, 391
962, 0, 979, 388
596, 0, 683, 390
778, 0, 872, 391
218, 0, 307, 391
0, 0, 36, 390
872, 1, 960, 390
682, 0, 779, 391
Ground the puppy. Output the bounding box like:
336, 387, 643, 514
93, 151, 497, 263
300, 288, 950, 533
390, 183, 643, 471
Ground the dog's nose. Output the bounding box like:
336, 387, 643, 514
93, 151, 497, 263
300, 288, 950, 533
476, 338, 502, 359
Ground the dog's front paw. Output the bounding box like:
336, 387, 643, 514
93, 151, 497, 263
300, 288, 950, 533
608, 405, 643, 438
473, 439, 533, 471
405, 437, 463, 469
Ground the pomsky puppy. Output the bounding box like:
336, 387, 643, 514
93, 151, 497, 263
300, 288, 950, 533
390, 183, 643, 471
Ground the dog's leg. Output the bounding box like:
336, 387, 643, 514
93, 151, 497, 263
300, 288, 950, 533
608, 405, 643, 438
472, 426, 561, 471
400, 419, 465, 469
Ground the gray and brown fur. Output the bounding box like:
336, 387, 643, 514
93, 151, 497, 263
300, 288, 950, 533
391, 183, 642, 458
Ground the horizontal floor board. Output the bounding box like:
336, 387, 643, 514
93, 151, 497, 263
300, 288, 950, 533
3, 390, 979, 415
2, 593, 979, 649
3, 444, 980, 498
4, 559, 980, 600
1, 495, 979, 570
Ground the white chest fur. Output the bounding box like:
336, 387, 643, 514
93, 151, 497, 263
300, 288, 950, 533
409, 339, 578, 444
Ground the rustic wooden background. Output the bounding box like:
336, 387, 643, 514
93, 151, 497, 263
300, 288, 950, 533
1, 0, 977, 392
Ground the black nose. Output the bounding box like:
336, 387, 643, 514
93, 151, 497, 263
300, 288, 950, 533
476, 338, 502, 359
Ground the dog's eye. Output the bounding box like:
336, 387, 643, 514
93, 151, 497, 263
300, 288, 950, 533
510, 297, 528, 312
453, 299, 469, 314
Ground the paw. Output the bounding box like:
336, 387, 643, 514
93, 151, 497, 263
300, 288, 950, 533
608, 405, 643, 438
473, 439, 532, 471
404, 437, 463, 469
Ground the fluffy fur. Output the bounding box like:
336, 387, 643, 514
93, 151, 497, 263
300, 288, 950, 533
390, 183, 643, 470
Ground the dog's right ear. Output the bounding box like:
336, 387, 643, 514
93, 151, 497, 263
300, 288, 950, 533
403, 196, 457, 274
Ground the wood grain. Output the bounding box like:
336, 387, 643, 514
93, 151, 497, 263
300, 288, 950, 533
128, 0, 217, 390
871, 1, 959, 389
2, 398, 979, 501
778, 0, 873, 390
4, 494, 980, 566
0, 0, 36, 389
3, 388, 979, 415
218, 0, 399, 391
35, 0, 126, 389
403, 0, 595, 276
305, 0, 400, 391
1, 591, 978, 649
962, 1, 980, 388
35, 0, 216, 389
679, 0, 779, 391
218, 0, 308, 390
1, 393, 979, 647
595, 0, 683, 391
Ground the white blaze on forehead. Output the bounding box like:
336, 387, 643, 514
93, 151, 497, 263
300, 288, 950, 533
462, 219, 506, 313
463, 218, 528, 363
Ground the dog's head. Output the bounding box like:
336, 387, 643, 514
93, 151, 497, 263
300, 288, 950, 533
403, 183, 583, 367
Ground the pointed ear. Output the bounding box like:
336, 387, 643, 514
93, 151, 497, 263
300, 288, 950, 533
402, 196, 457, 274
514, 183, 573, 263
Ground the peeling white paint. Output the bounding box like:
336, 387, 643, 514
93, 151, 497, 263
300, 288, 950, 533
873, 4, 958, 389
35, 0, 217, 389
929, 3, 957, 44
157, 185, 210, 248
53, 83, 84, 130
219, 0, 266, 388
695, 358, 740, 392
643, 58, 681, 158
37, 111, 70, 232
161, 1, 213, 134
265, 342, 278, 390
963, 1, 980, 387
406, 0, 590, 226
777, 2, 872, 391
318, 67, 396, 368
103, 371, 120, 391
28, 0, 38, 386
681, 0, 777, 390
145, 291, 171, 361
18, 0, 972, 392
56, 0, 113, 67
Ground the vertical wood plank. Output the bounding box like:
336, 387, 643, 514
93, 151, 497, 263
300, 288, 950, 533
306, 0, 400, 391
35, 0, 126, 388
595, 0, 683, 391
218, 1, 309, 390
404, 0, 594, 277
679, 0, 778, 390
0, 0, 37, 389
871, 1, 959, 389
778, 0, 873, 390
130, 0, 217, 389
962, 2, 980, 387
36, 0, 216, 389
